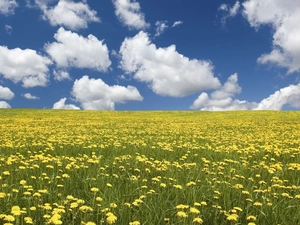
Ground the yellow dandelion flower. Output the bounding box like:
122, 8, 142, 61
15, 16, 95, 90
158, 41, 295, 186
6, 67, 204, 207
176, 211, 188, 218
190, 207, 200, 214
11, 206, 21, 216
176, 204, 189, 209
4, 215, 15, 222
86, 222, 96, 225
106, 212, 117, 224
227, 214, 239, 221
107, 183, 112, 187
246, 215, 257, 221
20, 180, 26, 185
110, 203, 117, 208
160, 183, 166, 187
253, 202, 262, 206
24, 217, 33, 224
129, 221, 141, 225
91, 187, 99, 192
193, 217, 203, 224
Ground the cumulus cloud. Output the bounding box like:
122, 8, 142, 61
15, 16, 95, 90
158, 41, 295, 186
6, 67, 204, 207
242, 0, 300, 73
0, 101, 11, 108
119, 31, 220, 97
0, 85, 14, 100
71, 75, 143, 110
191, 73, 300, 111
191, 73, 257, 110
45, 27, 111, 71
172, 21, 183, 27
112, 0, 149, 30
154, 21, 168, 37
53, 97, 80, 109
255, 84, 300, 110
0, 46, 52, 88
218, 1, 241, 25
31, 0, 100, 30
53, 69, 71, 81
0, 0, 18, 16
23, 93, 40, 100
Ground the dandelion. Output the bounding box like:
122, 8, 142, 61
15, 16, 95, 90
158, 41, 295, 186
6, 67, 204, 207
227, 214, 239, 221
253, 202, 262, 206
91, 187, 99, 192
246, 215, 257, 221
193, 217, 203, 224
190, 207, 200, 214
176, 211, 188, 218
107, 183, 113, 187
24, 217, 33, 224
11, 206, 21, 216
129, 221, 141, 225
106, 212, 117, 224
4, 215, 15, 222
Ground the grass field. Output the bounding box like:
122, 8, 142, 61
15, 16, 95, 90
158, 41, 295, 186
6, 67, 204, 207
0, 109, 300, 225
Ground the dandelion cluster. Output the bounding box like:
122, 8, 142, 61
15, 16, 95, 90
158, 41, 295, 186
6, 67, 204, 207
0, 109, 300, 224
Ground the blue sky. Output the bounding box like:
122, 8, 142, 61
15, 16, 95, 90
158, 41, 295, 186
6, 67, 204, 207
0, 0, 299, 110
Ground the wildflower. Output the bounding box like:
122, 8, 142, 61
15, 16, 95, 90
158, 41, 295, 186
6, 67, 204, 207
129, 221, 141, 225
96, 197, 103, 202
91, 187, 99, 192
160, 183, 166, 188
227, 214, 239, 221
201, 201, 207, 206
173, 184, 183, 189
193, 217, 203, 224
4, 215, 15, 222
246, 215, 257, 221
11, 206, 21, 216
30, 206, 36, 211
176, 204, 189, 209
24, 217, 33, 224
20, 180, 26, 185
70, 202, 78, 208
3, 171, 10, 176
107, 183, 112, 187
253, 202, 262, 206
110, 203, 117, 208
176, 211, 188, 218
190, 207, 200, 214
106, 212, 117, 224
86, 222, 96, 225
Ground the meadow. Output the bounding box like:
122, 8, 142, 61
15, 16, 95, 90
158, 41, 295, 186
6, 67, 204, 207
0, 109, 299, 225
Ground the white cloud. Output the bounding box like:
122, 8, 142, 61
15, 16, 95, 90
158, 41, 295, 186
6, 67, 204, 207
154, 21, 168, 37
0, 46, 52, 88
255, 83, 300, 110
0, 0, 18, 16
191, 73, 257, 110
53, 97, 80, 110
119, 31, 220, 97
45, 27, 111, 71
33, 0, 100, 30
5, 25, 12, 34
242, 0, 300, 73
112, 0, 149, 30
218, 1, 241, 25
53, 69, 71, 81
172, 21, 183, 27
23, 93, 40, 100
0, 85, 14, 100
191, 73, 300, 111
72, 75, 143, 110
0, 101, 11, 108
